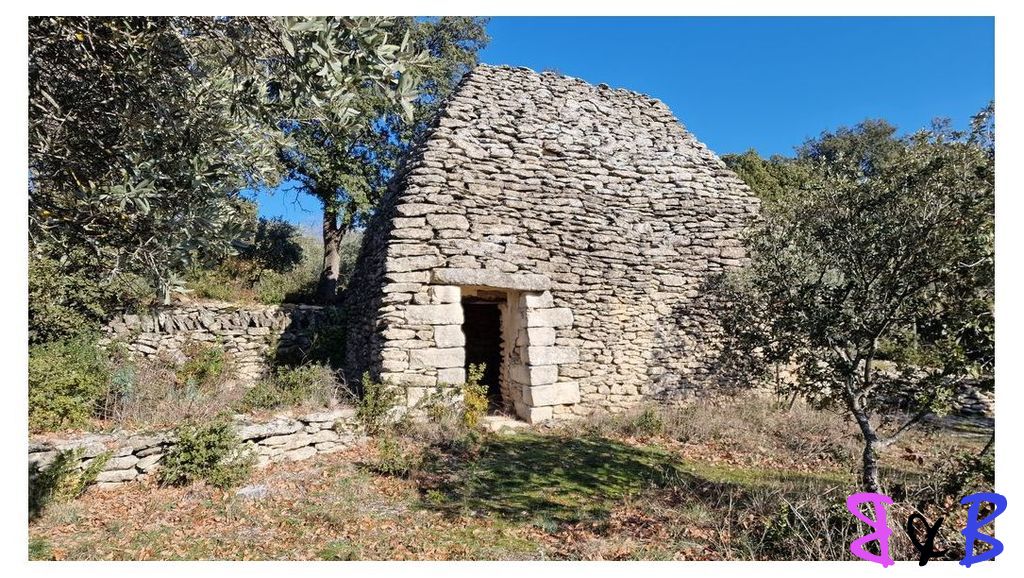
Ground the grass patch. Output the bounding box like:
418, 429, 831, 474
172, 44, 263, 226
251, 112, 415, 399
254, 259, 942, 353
678, 461, 852, 489
29, 537, 52, 560
418, 433, 686, 524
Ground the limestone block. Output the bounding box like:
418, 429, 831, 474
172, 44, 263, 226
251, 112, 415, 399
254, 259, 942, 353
284, 446, 317, 461
433, 325, 466, 348
437, 367, 467, 385
393, 228, 433, 240
405, 303, 464, 325
104, 455, 139, 471
383, 283, 422, 294
260, 432, 312, 451
409, 347, 465, 369
510, 364, 558, 386
515, 403, 553, 424
524, 346, 579, 365
95, 468, 138, 483
525, 327, 556, 346
381, 359, 409, 372
393, 217, 426, 229
395, 203, 443, 217
429, 285, 461, 304
520, 291, 554, 309
720, 246, 746, 259
136, 454, 162, 473
525, 308, 574, 328
386, 254, 443, 274
522, 382, 581, 407
431, 268, 551, 291
309, 429, 340, 444
407, 387, 430, 408
304, 410, 354, 427
237, 419, 303, 441
427, 214, 470, 230
381, 373, 437, 387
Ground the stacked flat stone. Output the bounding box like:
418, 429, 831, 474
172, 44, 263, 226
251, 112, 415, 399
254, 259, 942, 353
343, 64, 759, 422
102, 302, 334, 384
28, 408, 365, 490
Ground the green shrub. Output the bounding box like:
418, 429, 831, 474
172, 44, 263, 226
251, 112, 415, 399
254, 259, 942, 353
238, 218, 304, 278
29, 335, 109, 431
462, 363, 489, 429
29, 448, 110, 519
366, 436, 420, 478
185, 229, 324, 305
158, 418, 254, 489
625, 406, 665, 438
356, 373, 401, 435
237, 363, 341, 412
176, 341, 227, 387
28, 252, 111, 344
185, 268, 240, 302
935, 447, 995, 503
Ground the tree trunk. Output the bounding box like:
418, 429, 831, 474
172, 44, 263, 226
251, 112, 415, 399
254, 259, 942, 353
846, 382, 883, 493
317, 205, 343, 304
860, 435, 882, 493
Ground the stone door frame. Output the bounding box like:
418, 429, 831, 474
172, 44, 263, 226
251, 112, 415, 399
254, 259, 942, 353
427, 268, 580, 423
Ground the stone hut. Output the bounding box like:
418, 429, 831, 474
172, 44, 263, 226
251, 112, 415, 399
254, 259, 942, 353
343, 65, 759, 423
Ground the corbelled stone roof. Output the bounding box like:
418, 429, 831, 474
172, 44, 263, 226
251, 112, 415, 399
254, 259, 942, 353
343, 64, 760, 415
424, 64, 756, 207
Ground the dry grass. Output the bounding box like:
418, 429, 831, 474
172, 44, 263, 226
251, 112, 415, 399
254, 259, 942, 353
555, 394, 861, 473
98, 342, 244, 430
29, 395, 993, 561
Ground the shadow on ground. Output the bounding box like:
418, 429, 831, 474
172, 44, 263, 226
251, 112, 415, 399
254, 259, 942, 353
417, 433, 712, 524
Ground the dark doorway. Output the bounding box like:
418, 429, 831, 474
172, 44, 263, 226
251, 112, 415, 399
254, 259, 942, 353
462, 299, 503, 408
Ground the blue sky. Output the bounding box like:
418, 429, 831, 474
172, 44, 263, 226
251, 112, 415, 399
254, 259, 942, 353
256, 16, 994, 228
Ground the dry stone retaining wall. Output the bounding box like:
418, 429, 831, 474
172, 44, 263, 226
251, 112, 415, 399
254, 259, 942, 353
28, 408, 365, 490
343, 65, 760, 422
102, 302, 335, 383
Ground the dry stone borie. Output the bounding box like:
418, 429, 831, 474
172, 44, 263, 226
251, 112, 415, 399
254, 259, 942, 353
342, 64, 760, 423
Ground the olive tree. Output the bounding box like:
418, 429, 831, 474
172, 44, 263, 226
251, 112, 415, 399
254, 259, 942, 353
278, 17, 489, 302
721, 108, 994, 492
29, 16, 425, 305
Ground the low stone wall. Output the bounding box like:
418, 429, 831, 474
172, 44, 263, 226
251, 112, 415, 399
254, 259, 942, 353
102, 301, 336, 383
28, 408, 365, 490
953, 383, 994, 418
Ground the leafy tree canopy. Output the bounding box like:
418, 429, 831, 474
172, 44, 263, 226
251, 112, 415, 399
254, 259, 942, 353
277, 16, 490, 302
721, 105, 994, 492
29, 16, 427, 307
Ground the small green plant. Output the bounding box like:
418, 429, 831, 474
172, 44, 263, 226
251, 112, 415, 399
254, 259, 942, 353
28, 251, 115, 345
237, 364, 340, 412
462, 363, 489, 429
936, 448, 995, 503
29, 448, 110, 519
626, 406, 665, 438
176, 341, 227, 387
356, 373, 400, 435
29, 335, 110, 431
158, 418, 254, 489
366, 436, 420, 478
